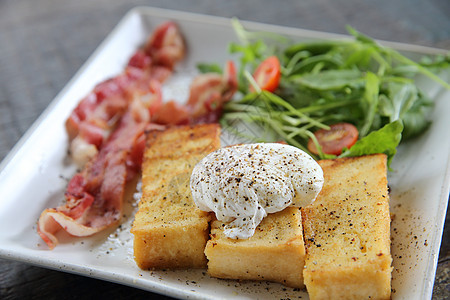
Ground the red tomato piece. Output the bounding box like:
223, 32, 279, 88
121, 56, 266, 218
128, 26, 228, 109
251, 56, 281, 92
307, 123, 359, 155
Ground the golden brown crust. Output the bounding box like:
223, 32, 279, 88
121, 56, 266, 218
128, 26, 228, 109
144, 124, 221, 160
131, 124, 221, 269
134, 130, 392, 295
302, 154, 392, 300
205, 207, 306, 288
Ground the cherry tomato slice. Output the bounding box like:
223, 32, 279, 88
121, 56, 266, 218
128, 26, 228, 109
251, 56, 281, 92
307, 123, 359, 155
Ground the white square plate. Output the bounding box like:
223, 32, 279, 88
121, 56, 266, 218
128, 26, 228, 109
0, 6, 448, 300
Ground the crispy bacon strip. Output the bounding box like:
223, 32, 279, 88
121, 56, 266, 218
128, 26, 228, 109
154, 61, 238, 125
37, 22, 239, 249
145, 21, 185, 69
38, 22, 185, 249
187, 60, 238, 123
38, 81, 163, 249
66, 21, 185, 166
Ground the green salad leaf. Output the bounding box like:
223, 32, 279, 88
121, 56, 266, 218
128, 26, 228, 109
214, 21, 449, 166
340, 120, 403, 167
197, 63, 223, 74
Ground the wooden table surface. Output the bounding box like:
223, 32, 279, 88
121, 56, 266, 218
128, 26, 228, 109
0, 0, 448, 299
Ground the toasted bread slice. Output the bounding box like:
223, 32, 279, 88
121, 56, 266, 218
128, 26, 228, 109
302, 154, 392, 300
131, 124, 221, 269
204, 207, 306, 288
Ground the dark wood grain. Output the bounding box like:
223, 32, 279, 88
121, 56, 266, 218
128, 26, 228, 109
0, 0, 449, 299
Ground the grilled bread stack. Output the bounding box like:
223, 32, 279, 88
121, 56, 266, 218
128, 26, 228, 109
301, 154, 392, 299
131, 125, 392, 299
131, 124, 220, 269
205, 207, 306, 288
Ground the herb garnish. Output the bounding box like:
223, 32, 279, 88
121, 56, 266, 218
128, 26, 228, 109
200, 19, 449, 165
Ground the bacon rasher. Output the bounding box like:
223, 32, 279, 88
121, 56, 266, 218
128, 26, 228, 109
38, 21, 238, 249
154, 60, 238, 125
38, 82, 163, 249
38, 22, 185, 249
66, 21, 184, 167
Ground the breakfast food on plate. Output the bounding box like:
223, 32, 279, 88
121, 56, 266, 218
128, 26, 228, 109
190, 143, 324, 239
193, 143, 322, 288
132, 129, 393, 295
37, 81, 164, 249
302, 154, 392, 299
37, 21, 186, 250
37, 17, 396, 299
202, 153, 392, 294
154, 60, 238, 125
131, 124, 221, 269
204, 207, 306, 288
37, 21, 238, 249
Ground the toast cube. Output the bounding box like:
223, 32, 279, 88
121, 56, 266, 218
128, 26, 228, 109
301, 154, 392, 300
204, 207, 306, 288
131, 124, 221, 269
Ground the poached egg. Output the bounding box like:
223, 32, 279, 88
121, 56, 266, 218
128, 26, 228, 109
190, 143, 324, 239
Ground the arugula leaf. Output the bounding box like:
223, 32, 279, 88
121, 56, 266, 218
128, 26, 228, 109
346, 25, 377, 45
340, 120, 403, 167
197, 63, 223, 74
360, 72, 380, 137
292, 69, 363, 90
400, 93, 433, 139
384, 81, 418, 122
284, 40, 351, 58
220, 20, 449, 166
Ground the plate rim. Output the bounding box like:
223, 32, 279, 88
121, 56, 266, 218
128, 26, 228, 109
0, 5, 449, 300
